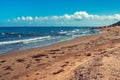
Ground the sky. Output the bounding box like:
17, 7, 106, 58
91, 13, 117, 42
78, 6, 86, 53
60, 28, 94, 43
0, 0, 120, 26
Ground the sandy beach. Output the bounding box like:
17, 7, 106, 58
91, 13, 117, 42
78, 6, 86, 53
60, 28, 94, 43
0, 26, 120, 80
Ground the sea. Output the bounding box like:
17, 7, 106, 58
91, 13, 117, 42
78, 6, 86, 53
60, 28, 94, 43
0, 27, 100, 54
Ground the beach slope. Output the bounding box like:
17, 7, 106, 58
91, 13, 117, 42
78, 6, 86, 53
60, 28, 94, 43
0, 26, 120, 80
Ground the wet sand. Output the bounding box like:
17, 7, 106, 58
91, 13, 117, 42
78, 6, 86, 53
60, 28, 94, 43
0, 26, 120, 80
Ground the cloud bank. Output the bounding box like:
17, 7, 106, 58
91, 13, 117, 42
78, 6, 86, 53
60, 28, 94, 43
10, 11, 120, 22
6, 11, 120, 26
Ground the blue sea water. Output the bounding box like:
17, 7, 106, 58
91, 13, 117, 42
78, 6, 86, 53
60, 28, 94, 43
0, 27, 99, 54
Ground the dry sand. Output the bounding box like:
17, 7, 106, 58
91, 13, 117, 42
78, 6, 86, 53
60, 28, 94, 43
0, 26, 120, 80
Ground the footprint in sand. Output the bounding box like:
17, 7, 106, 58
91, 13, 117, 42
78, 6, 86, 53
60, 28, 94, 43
2, 66, 13, 71
52, 69, 64, 75
0, 60, 6, 63
16, 58, 26, 63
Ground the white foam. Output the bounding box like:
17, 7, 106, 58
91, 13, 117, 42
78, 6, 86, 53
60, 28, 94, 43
0, 36, 51, 45
2, 33, 5, 35
58, 31, 67, 34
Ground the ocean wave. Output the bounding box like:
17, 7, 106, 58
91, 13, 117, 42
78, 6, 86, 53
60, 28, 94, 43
0, 36, 51, 45
56, 29, 80, 36
1, 32, 20, 35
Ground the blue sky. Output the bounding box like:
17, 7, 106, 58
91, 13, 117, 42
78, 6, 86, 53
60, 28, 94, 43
0, 0, 120, 26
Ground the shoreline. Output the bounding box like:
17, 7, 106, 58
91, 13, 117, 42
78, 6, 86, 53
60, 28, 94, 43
0, 27, 100, 54
0, 29, 101, 56
0, 26, 120, 80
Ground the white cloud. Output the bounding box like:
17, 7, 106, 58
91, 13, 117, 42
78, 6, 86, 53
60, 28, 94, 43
35, 16, 39, 20
50, 16, 59, 20
26, 16, 33, 21
62, 14, 71, 20
88, 14, 120, 20
73, 11, 89, 19
21, 16, 26, 20
17, 17, 21, 20
10, 11, 120, 22
44, 17, 48, 20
